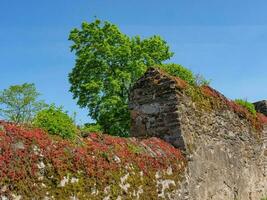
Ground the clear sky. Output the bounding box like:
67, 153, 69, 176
1, 0, 267, 124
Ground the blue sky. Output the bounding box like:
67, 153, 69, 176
1, 0, 267, 124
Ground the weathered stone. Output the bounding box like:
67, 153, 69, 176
254, 100, 267, 116
140, 103, 160, 114
129, 68, 185, 150
12, 141, 25, 150
129, 67, 267, 200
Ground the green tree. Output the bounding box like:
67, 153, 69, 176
0, 83, 46, 123
69, 19, 173, 136
33, 105, 77, 139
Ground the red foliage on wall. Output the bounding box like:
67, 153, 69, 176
257, 113, 267, 124
0, 121, 186, 185
201, 86, 267, 129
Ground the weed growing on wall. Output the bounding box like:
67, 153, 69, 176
234, 99, 257, 116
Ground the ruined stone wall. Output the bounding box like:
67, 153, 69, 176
254, 100, 267, 116
129, 70, 186, 150
129, 68, 267, 200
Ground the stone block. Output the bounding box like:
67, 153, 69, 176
254, 100, 267, 116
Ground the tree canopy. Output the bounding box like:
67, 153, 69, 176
0, 83, 46, 123
68, 19, 173, 136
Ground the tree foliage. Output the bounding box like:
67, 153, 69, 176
68, 19, 173, 136
33, 105, 77, 139
0, 83, 46, 123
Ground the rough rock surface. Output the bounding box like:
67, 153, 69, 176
129, 67, 267, 200
254, 100, 267, 116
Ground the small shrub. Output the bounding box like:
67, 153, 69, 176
234, 99, 257, 116
159, 63, 196, 85
82, 123, 102, 132
195, 73, 211, 86
33, 105, 77, 139
159, 63, 210, 86
80, 123, 103, 137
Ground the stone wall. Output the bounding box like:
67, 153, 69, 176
0, 121, 186, 199
254, 100, 267, 116
129, 68, 267, 200
129, 69, 186, 150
